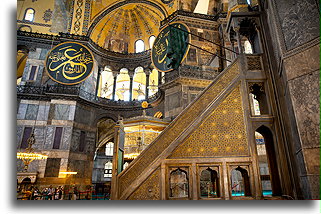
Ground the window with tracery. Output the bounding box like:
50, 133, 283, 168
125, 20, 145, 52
135, 39, 145, 53
115, 68, 130, 101
24, 8, 35, 22
99, 68, 114, 99
104, 161, 112, 178
148, 69, 159, 96
132, 67, 146, 101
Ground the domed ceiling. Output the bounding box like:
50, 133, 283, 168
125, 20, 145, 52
89, 3, 166, 53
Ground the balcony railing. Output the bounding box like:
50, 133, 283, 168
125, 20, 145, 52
17, 85, 163, 108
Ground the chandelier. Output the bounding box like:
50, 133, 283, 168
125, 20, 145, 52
17, 132, 48, 171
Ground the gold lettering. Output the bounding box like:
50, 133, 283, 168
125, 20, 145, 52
48, 46, 93, 80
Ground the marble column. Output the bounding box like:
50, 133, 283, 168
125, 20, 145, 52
95, 67, 103, 97
112, 71, 118, 100
129, 70, 134, 101
145, 69, 151, 100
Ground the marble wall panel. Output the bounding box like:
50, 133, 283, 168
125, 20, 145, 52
17, 103, 28, 120
25, 104, 39, 120
68, 105, 76, 120
61, 127, 73, 150
28, 48, 42, 60
54, 104, 70, 120
302, 148, 320, 175
37, 103, 50, 121
68, 160, 86, 178
34, 127, 45, 150
21, 64, 30, 82
71, 129, 81, 152
16, 126, 23, 149
75, 106, 92, 125
86, 131, 96, 154
288, 70, 320, 149
39, 49, 49, 60
284, 45, 320, 81
44, 126, 55, 149
274, 0, 320, 50
166, 92, 181, 111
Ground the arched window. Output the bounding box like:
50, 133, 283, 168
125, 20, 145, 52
24, 8, 35, 22
99, 68, 114, 99
169, 168, 189, 198
256, 126, 282, 196
104, 161, 112, 178
115, 68, 130, 101
132, 67, 146, 101
148, 69, 158, 96
200, 167, 220, 198
149, 36, 156, 49
135, 39, 145, 53
105, 142, 114, 156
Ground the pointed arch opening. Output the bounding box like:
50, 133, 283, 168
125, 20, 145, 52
200, 167, 220, 198
169, 168, 189, 198
231, 166, 251, 197
256, 126, 282, 196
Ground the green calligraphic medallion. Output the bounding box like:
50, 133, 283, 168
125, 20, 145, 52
151, 22, 190, 72
45, 42, 94, 85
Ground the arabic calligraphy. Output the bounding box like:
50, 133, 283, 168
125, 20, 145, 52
45, 42, 94, 85
151, 22, 190, 72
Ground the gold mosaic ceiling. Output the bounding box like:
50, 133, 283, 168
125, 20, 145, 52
90, 3, 166, 53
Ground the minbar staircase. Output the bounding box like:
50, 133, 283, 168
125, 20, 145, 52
111, 55, 265, 200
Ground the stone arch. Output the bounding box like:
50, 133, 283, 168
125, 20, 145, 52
256, 125, 282, 196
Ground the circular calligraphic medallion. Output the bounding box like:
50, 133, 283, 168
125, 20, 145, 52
161, 0, 174, 4
151, 22, 190, 72
45, 42, 94, 85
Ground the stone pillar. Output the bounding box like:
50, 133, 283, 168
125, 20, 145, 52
145, 69, 151, 100
158, 71, 162, 85
235, 27, 244, 54
95, 67, 103, 97
129, 70, 134, 101
112, 72, 118, 100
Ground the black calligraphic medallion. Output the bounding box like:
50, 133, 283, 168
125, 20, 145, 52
151, 22, 190, 72
45, 42, 94, 85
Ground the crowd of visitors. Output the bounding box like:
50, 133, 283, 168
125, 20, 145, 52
18, 185, 108, 200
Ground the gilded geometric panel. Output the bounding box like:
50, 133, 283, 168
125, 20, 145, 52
170, 84, 249, 158
118, 61, 239, 193
127, 168, 160, 200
